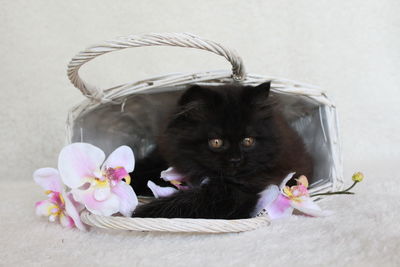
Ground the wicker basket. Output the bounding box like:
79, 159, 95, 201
66, 32, 343, 233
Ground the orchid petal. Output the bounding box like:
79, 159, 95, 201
111, 182, 138, 217
33, 168, 62, 192
58, 143, 105, 189
103, 146, 135, 173
291, 197, 333, 217
72, 188, 119, 216
35, 200, 54, 217
279, 172, 296, 190
266, 194, 294, 219
173, 183, 191, 190
295, 175, 309, 188
147, 180, 178, 198
64, 192, 87, 231
251, 185, 280, 217
59, 213, 75, 228
160, 167, 185, 182
93, 186, 111, 201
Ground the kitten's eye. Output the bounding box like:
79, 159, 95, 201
208, 139, 224, 149
241, 137, 255, 147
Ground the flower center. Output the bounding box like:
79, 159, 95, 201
90, 167, 131, 189
283, 185, 309, 203
46, 196, 65, 222
47, 204, 61, 216
104, 167, 131, 185
45, 191, 65, 206
94, 178, 109, 188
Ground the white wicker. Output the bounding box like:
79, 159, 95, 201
80, 210, 270, 233
66, 32, 343, 233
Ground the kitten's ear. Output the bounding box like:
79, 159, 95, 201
175, 85, 217, 121
253, 81, 271, 98
243, 81, 271, 103
178, 85, 218, 106
243, 82, 273, 118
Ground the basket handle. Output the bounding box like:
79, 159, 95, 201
67, 32, 246, 101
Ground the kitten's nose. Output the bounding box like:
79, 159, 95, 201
229, 157, 242, 167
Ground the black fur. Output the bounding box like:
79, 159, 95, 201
129, 148, 170, 196
132, 82, 313, 219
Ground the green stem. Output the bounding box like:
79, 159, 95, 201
343, 181, 357, 192
310, 181, 358, 198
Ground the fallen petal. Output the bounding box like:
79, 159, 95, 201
160, 167, 185, 182
33, 168, 63, 192
147, 180, 178, 198
59, 143, 105, 189
103, 146, 135, 173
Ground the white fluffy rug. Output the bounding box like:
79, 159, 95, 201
1, 160, 399, 267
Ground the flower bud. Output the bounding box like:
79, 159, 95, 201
352, 172, 364, 182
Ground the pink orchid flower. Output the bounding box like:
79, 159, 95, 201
34, 168, 86, 231
260, 172, 332, 220
58, 143, 138, 217
147, 167, 190, 198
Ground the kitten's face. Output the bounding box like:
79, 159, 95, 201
163, 82, 280, 180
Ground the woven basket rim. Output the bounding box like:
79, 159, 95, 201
80, 210, 271, 233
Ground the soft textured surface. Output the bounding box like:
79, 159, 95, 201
2, 166, 399, 266
1, 0, 399, 266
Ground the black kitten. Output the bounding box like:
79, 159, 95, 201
132, 82, 313, 219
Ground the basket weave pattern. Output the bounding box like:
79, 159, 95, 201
67, 33, 342, 233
